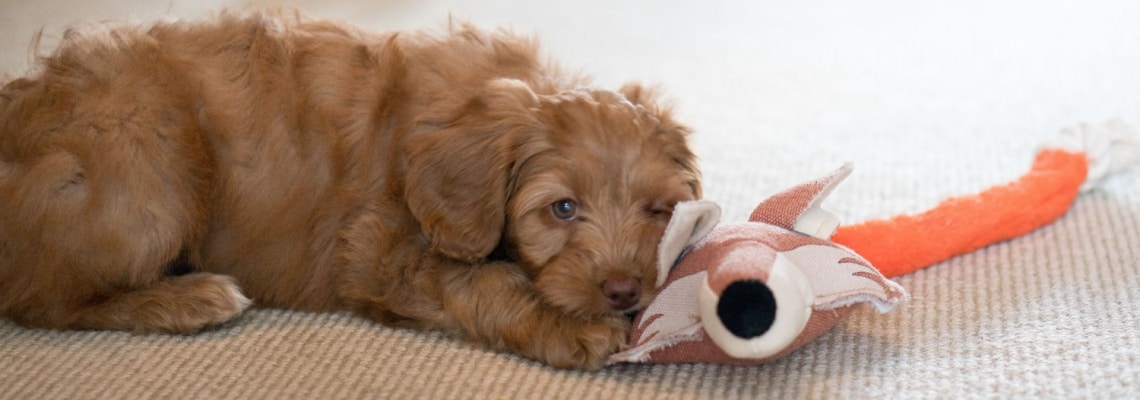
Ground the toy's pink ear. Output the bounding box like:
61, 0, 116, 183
655, 200, 721, 287
750, 164, 852, 238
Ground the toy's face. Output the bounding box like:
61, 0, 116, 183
609, 164, 906, 365
695, 222, 837, 359
621, 219, 889, 364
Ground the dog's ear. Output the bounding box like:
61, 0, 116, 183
620, 82, 702, 199
618, 82, 660, 110
404, 79, 550, 262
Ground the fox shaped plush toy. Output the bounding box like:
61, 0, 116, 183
608, 164, 904, 365
609, 121, 1140, 365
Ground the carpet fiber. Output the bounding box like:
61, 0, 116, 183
2, 0, 1138, 398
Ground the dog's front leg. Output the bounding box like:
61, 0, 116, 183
336, 225, 627, 370
435, 261, 629, 370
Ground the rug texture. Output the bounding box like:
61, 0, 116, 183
2, 0, 1138, 398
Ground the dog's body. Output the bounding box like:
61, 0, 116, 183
0, 13, 700, 369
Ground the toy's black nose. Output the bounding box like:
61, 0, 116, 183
602, 277, 642, 311
716, 280, 778, 339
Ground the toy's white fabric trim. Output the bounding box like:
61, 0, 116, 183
656, 200, 721, 287
606, 323, 704, 364
1045, 119, 1140, 190
794, 207, 841, 239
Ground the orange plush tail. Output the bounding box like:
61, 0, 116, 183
831, 149, 1088, 279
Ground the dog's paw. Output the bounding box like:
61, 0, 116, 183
129, 273, 252, 334
183, 273, 253, 328
70, 272, 252, 334
532, 315, 630, 370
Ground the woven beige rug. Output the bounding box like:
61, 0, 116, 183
3, 0, 1139, 398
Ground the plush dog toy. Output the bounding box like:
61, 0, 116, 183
609, 121, 1140, 365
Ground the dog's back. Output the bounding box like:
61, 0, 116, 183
0, 13, 557, 326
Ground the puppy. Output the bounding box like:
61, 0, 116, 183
0, 12, 700, 370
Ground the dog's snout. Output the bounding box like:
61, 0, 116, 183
601, 277, 642, 311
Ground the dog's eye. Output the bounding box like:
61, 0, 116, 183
647, 206, 673, 220
551, 199, 579, 221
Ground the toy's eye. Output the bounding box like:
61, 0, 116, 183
551, 199, 579, 221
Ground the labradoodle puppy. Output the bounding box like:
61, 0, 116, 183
0, 12, 700, 370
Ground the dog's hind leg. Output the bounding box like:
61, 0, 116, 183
69, 273, 252, 333
0, 79, 250, 333
0, 140, 252, 333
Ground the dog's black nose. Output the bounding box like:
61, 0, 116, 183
602, 277, 641, 311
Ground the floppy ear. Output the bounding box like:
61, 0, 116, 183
750, 164, 852, 238
404, 79, 550, 262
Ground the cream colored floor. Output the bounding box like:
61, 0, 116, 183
2, 1, 1139, 398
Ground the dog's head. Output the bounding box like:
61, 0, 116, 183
405, 78, 700, 317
